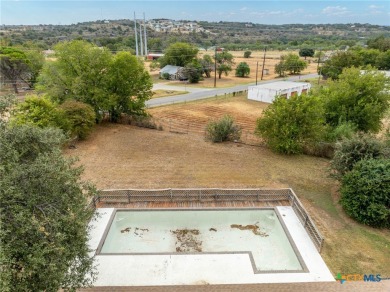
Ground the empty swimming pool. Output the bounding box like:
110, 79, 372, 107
97, 208, 306, 272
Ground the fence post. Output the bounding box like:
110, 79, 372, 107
127, 190, 131, 204
199, 189, 202, 202
257, 189, 260, 202
304, 214, 308, 227
170, 189, 173, 201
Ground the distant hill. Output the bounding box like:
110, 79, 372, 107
1, 20, 389, 51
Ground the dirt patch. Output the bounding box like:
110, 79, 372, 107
171, 229, 202, 252
148, 93, 267, 134
231, 222, 269, 237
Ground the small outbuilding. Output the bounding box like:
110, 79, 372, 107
247, 81, 311, 103
159, 65, 186, 80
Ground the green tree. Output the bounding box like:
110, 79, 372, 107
376, 50, 390, 70
23, 47, 45, 88
274, 61, 287, 77
106, 51, 152, 121
235, 62, 250, 77
159, 42, 198, 67
11, 95, 69, 132
355, 48, 381, 67
299, 48, 315, 60
0, 47, 30, 93
199, 54, 213, 78
38, 40, 112, 120
321, 67, 390, 133
0, 125, 96, 291
255, 94, 325, 154
283, 53, 308, 74
38, 40, 152, 122
367, 35, 390, 52
243, 51, 252, 58
340, 158, 390, 228
183, 59, 203, 83
320, 51, 362, 80
215, 51, 234, 79
59, 100, 96, 140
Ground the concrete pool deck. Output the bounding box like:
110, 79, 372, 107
89, 207, 335, 286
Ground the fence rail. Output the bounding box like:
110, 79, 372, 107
88, 188, 324, 252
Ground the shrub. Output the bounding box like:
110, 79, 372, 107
235, 62, 250, 77
326, 121, 357, 142
131, 115, 158, 129
11, 95, 69, 133
340, 158, 390, 228
205, 115, 241, 143
255, 94, 325, 154
321, 67, 390, 133
243, 51, 252, 58
330, 133, 387, 180
162, 72, 170, 80
59, 100, 96, 140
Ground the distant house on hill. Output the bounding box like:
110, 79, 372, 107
248, 81, 311, 103
159, 65, 187, 80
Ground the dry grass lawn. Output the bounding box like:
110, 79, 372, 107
65, 94, 390, 278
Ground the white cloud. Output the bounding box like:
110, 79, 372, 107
369, 5, 383, 9
240, 7, 247, 11
322, 6, 348, 16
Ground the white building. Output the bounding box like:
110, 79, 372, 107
248, 81, 311, 103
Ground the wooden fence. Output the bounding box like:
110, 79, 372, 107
88, 188, 324, 252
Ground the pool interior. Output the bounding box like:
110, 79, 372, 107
97, 208, 307, 273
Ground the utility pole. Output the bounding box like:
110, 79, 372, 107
134, 12, 138, 56
214, 46, 217, 88
139, 16, 144, 56
143, 13, 148, 56
260, 47, 267, 80
317, 48, 322, 85
255, 61, 259, 85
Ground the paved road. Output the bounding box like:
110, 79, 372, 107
147, 73, 319, 108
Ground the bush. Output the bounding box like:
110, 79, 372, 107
205, 115, 241, 143
59, 100, 96, 140
162, 72, 170, 80
11, 95, 69, 133
255, 94, 325, 154
235, 62, 250, 77
340, 158, 390, 228
243, 51, 252, 58
330, 133, 387, 180
326, 121, 357, 142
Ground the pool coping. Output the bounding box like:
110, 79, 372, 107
95, 207, 309, 274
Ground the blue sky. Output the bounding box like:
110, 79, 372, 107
1, 1, 389, 25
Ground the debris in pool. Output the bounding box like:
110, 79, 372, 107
171, 229, 202, 252
209, 228, 217, 232
120, 227, 131, 233
134, 227, 149, 237
230, 222, 269, 237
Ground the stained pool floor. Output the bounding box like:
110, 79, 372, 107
89, 207, 335, 286
98, 209, 303, 272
